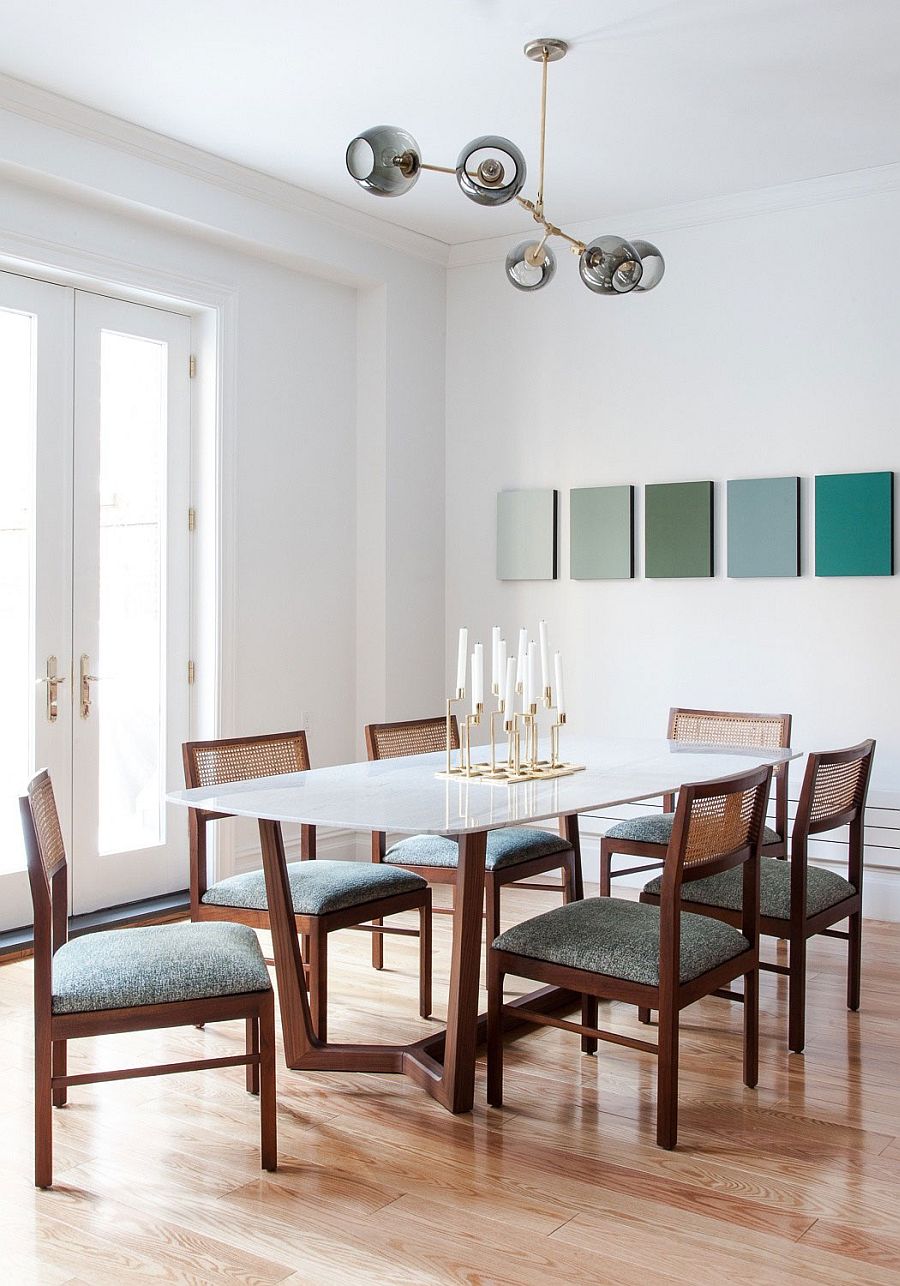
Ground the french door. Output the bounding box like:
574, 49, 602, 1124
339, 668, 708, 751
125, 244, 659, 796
0, 272, 192, 929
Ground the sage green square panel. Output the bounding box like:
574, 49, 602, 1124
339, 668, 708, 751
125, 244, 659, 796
815, 471, 894, 577
727, 477, 800, 577
570, 486, 634, 579
496, 489, 558, 580
645, 481, 714, 578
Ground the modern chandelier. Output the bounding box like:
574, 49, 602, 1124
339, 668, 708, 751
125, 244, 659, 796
346, 37, 664, 296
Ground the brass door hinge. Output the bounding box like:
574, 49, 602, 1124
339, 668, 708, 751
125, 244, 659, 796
189, 354, 197, 378
188, 506, 196, 532
188, 660, 195, 685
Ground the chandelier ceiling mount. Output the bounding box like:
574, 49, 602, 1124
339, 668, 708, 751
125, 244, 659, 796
346, 38, 664, 296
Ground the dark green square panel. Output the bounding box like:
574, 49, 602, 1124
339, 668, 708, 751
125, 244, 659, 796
570, 485, 634, 579
727, 477, 800, 578
645, 481, 713, 578
815, 472, 894, 577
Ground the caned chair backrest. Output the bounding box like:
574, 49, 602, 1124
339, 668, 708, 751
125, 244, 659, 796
665, 708, 791, 837
793, 740, 875, 839
20, 771, 69, 1011
182, 730, 311, 908
657, 765, 773, 983
365, 716, 460, 762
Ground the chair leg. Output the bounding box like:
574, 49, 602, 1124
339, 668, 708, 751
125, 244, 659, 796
485, 877, 501, 953
599, 841, 612, 898
656, 1004, 679, 1149
35, 1027, 53, 1189
581, 994, 598, 1055
371, 917, 384, 970
848, 911, 862, 1012
418, 897, 433, 1019
52, 1038, 67, 1108
788, 934, 807, 1054
246, 1017, 260, 1095
743, 967, 759, 1089
308, 922, 329, 1043
487, 956, 504, 1108
637, 1007, 652, 1024
258, 997, 278, 1172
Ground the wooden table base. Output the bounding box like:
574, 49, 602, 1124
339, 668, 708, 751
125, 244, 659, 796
257, 815, 581, 1113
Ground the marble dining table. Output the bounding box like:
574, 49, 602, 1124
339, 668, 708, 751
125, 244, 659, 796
167, 734, 797, 1114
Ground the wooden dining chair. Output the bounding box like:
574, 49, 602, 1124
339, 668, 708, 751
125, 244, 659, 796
183, 729, 432, 1039
640, 740, 875, 1053
488, 763, 772, 1149
21, 770, 276, 1189
364, 715, 582, 971
600, 707, 791, 896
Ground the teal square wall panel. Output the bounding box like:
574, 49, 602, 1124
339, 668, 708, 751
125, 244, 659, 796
497, 489, 558, 580
727, 477, 800, 578
815, 472, 894, 577
644, 481, 714, 578
570, 485, 634, 579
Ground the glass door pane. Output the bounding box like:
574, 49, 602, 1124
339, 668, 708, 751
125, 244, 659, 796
0, 271, 73, 933
71, 293, 191, 914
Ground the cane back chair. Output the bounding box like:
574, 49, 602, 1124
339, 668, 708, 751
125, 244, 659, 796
601, 707, 791, 896
183, 729, 432, 1040
364, 716, 583, 970
489, 764, 772, 1149
641, 740, 874, 1053
21, 770, 276, 1188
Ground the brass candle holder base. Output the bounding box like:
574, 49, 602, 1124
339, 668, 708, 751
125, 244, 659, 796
435, 761, 585, 785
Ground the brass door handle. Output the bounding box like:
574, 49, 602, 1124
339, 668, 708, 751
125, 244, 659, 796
37, 656, 66, 723
80, 654, 99, 719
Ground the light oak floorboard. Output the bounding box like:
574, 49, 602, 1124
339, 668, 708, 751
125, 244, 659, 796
1, 884, 898, 1283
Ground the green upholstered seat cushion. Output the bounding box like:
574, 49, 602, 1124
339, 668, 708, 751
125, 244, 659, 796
385, 826, 572, 872
202, 859, 425, 916
52, 921, 271, 1015
642, 857, 854, 922
493, 897, 749, 986
605, 812, 781, 848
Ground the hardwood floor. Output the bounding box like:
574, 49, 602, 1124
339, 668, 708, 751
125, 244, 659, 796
2, 883, 899, 1284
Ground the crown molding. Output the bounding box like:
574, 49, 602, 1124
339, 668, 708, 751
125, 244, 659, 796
0, 73, 450, 268
447, 161, 900, 268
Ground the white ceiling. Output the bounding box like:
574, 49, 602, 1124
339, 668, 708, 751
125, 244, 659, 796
1, 0, 898, 246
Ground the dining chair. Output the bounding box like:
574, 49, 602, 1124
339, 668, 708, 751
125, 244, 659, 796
364, 715, 582, 971
640, 740, 875, 1053
600, 707, 791, 896
21, 770, 276, 1189
183, 729, 432, 1040
488, 763, 772, 1149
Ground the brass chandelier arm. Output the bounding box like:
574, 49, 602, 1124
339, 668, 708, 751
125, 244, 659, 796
515, 196, 587, 255
535, 49, 549, 219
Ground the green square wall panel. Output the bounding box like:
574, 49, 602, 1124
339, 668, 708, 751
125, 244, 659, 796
570, 485, 634, 579
496, 489, 558, 580
815, 472, 894, 577
727, 477, 800, 577
645, 481, 714, 578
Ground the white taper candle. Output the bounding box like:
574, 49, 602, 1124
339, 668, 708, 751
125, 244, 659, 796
516, 627, 528, 690
491, 626, 501, 690
527, 641, 539, 709
503, 654, 516, 717
539, 620, 550, 693
455, 627, 468, 694
472, 643, 484, 712
554, 651, 566, 716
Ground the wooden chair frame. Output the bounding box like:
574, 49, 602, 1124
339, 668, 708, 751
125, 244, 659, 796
184, 729, 432, 1039
641, 740, 875, 1053
364, 716, 583, 971
21, 771, 276, 1189
489, 764, 773, 1149
600, 707, 792, 896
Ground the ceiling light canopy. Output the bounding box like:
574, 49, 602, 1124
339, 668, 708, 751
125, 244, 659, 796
346, 38, 664, 297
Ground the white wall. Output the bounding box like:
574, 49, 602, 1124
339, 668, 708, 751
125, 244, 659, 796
0, 77, 447, 876
446, 185, 900, 917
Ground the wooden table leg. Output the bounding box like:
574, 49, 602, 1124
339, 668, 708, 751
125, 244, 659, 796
257, 818, 318, 1067
564, 813, 585, 900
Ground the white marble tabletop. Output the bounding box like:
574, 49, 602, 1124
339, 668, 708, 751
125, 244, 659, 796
167, 735, 798, 836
